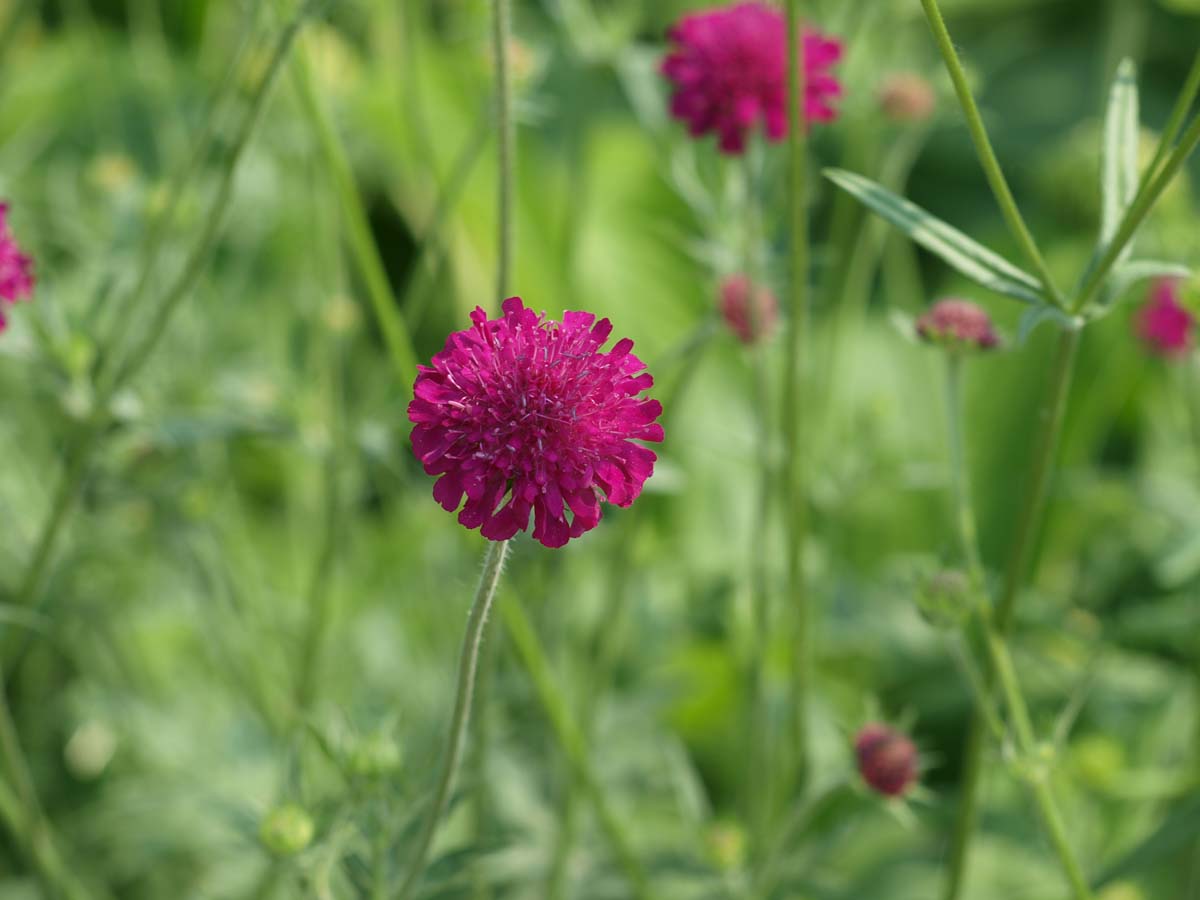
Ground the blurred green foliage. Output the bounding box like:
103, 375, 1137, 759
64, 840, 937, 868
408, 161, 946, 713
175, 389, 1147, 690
0, 0, 1199, 897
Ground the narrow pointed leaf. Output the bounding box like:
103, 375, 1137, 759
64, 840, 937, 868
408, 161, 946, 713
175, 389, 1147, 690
1100, 59, 1140, 252
1017, 304, 1082, 345
824, 169, 1045, 305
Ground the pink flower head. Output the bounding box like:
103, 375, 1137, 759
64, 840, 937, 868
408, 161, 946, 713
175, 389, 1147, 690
661, 2, 843, 155
408, 297, 664, 549
719, 274, 778, 343
1135, 279, 1193, 359
879, 72, 936, 123
0, 203, 34, 332
855, 723, 919, 798
915, 298, 999, 351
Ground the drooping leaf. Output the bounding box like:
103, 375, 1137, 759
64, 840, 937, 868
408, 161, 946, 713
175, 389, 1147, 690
824, 169, 1045, 305
1100, 58, 1140, 252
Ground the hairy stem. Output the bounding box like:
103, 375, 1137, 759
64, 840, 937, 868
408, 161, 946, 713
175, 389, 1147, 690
942, 328, 1081, 900
918, 0, 1063, 306
783, 0, 812, 791
395, 539, 511, 900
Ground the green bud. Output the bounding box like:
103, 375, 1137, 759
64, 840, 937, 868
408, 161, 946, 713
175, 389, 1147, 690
260, 804, 314, 857
915, 569, 973, 629
348, 733, 403, 780
704, 821, 747, 872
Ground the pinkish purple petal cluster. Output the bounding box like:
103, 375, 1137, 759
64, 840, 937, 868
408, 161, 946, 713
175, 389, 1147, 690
409, 297, 664, 549
661, 2, 843, 155
719, 274, 778, 344
855, 723, 919, 798
1135, 278, 1193, 359
0, 203, 34, 331
916, 299, 999, 351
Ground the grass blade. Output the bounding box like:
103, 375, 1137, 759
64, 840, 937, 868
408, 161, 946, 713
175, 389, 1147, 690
1100, 59, 1140, 251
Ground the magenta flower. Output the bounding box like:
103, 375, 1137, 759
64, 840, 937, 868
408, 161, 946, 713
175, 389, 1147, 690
916, 298, 999, 351
0, 202, 34, 332
1135, 279, 1193, 359
855, 723, 919, 798
719, 274, 778, 344
408, 297, 664, 548
661, 2, 843, 155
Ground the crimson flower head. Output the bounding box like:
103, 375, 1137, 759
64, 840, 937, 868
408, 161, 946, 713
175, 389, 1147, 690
855, 723, 919, 798
661, 2, 843, 155
719, 274, 778, 344
0, 202, 34, 332
1135, 279, 1193, 359
408, 297, 664, 549
916, 298, 999, 351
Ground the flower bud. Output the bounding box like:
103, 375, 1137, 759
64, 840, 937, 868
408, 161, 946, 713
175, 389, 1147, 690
915, 298, 999, 351
855, 723, 919, 798
879, 72, 936, 123
719, 274, 778, 344
1135, 278, 1193, 359
348, 732, 403, 780
260, 804, 315, 857
915, 568, 973, 629
703, 820, 747, 871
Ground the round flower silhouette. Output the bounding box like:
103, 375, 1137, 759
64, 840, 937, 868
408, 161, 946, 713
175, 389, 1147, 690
661, 2, 843, 155
0, 202, 34, 331
409, 297, 664, 548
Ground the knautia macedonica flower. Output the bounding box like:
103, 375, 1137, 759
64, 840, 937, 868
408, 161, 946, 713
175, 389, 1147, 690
879, 72, 936, 124
916, 298, 999, 351
0, 202, 34, 331
719, 274, 778, 344
661, 2, 843, 155
409, 297, 664, 549
855, 723, 919, 798
1135, 278, 1193, 359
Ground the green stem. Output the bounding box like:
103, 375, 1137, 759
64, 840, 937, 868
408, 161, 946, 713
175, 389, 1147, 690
1073, 113, 1200, 314
0, 671, 99, 900
944, 355, 983, 578
918, 0, 1063, 307
493, 0, 515, 303
980, 626, 1094, 900
1141, 50, 1200, 192
395, 539, 511, 900
499, 597, 655, 900
942, 327, 1081, 900
291, 43, 419, 381
783, 0, 812, 791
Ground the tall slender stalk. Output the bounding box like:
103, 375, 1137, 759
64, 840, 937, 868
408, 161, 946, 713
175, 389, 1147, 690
782, 0, 812, 791
493, 0, 515, 304
942, 328, 1081, 900
290, 44, 420, 381
1140, 50, 1200, 192
943, 355, 982, 578
918, 0, 1063, 307
395, 539, 511, 900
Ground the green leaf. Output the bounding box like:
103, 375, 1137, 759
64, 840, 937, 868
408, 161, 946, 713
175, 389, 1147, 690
1100, 59, 1140, 251
1098, 260, 1191, 308
1017, 304, 1082, 345
823, 169, 1045, 305
1094, 796, 1200, 888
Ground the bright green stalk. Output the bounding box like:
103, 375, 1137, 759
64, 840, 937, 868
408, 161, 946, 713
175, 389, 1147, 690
499, 598, 655, 900
395, 540, 511, 900
493, 0, 515, 303
291, 44, 419, 380
783, 0, 812, 791
944, 355, 983, 578
980, 625, 1094, 899
1141, 51, 1200, 191
942, 328, 1081, 900
918, 0, 1063, 307
1073, 113, 1200, 314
